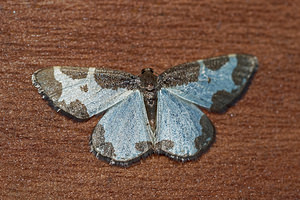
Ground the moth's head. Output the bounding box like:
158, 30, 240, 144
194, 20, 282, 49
139, 68, 157, 86
141, 68, 154, 74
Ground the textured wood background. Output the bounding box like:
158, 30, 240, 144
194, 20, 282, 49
1, 1, 299, 199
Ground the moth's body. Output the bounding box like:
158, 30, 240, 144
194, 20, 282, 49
138, 68, 159, 132
32, 54, 258, 167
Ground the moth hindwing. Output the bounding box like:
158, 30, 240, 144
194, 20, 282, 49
32, 54, 258, 167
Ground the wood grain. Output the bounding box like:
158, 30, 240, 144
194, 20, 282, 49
1, 0, 299, 199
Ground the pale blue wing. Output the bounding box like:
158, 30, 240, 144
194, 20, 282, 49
90, 90, 154, 166
32, 66, 137, 119
155, 88, 214, 161
159, 54, 258, 112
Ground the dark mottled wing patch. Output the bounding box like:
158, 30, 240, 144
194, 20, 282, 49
203, 55, 229, 71
159, 62, 200, 87
160, 54, 258, 112
60, 67, 89, 79
94, 68, 138, 90
194, 115, 215, 151
155, 140, 174, 151
33, 67, 63, 100
90, 123, 115, 158
32, 66, 138, 119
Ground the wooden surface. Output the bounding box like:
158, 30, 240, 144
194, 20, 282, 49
1, 1, 299, 199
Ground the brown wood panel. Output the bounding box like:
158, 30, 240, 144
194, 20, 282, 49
1, 0, 299, 199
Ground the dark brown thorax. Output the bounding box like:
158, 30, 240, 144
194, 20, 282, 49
138, 68, 158, 132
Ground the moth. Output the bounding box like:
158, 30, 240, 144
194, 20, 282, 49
32, 54, 258, 167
